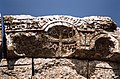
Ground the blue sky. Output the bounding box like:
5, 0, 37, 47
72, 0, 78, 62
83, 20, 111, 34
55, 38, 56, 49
0, 0, 120, 26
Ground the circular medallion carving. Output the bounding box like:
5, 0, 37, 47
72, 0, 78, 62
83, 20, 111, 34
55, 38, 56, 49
46, 25, 77, 57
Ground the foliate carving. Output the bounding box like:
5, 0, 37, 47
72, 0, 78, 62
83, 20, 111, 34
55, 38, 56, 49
2, 15, 120, 61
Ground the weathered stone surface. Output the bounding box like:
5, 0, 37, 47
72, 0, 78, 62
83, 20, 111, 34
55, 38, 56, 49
1, 15, 119, 62
0, 15, 120, 79
0, 58, 31, 67
0, 58, 32, 79
0, 65, 32, 79
90, 68, 120, 79
89, 61, 120, 79
0, 58, 120, 79
34, 58, 87, 79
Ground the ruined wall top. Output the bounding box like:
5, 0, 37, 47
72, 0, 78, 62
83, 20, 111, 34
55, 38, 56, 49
4, 15, 117, 32
0, 15, 120, 79
1, 15, 120, 62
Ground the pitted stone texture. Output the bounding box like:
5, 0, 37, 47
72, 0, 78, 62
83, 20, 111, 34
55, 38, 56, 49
5, 30, 120, 61
34, 58, 87, 79
89, 61, 120, 79
0, 58, 120, 79
0, 65, 32, 79
0, 15, 120, 79
0, 58, 32, 79
0, 58, 31, 66
4, 15, 116, 32
3, 15, 120, 62
0, 59, 7, 66
90, 68, 120, 79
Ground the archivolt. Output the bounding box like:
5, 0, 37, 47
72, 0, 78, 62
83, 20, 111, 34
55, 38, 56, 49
90, 32, 119, 53
42, 21, 77, 31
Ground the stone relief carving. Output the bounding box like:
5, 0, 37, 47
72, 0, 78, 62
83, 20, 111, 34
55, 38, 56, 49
0, 15, 120, 79
1, 15, 119, 62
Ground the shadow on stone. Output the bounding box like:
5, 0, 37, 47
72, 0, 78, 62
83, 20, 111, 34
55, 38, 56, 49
7, 32, 56, 58
71, 59, 88, 78
6, 58, 19, 70
88, 61, 120, 79
69, 37, 119, 62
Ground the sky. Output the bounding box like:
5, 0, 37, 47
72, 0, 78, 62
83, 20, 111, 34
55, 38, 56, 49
0, 0, 120, 26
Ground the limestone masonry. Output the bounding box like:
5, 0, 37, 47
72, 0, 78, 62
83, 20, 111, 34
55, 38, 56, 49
0, 15, 120, 79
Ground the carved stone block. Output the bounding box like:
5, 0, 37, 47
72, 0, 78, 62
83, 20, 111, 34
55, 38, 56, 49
2, 15, 120, 62
34, 58, 88, 79
89, 61, 120, 79
0, 58, 32, 79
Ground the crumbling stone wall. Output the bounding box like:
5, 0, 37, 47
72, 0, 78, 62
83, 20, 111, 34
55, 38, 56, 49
0, 15, 120, 79
0, 58, 120, 79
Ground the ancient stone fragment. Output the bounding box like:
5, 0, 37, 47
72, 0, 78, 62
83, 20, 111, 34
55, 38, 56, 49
0, 15, 120, 79
1, 15, 119, 62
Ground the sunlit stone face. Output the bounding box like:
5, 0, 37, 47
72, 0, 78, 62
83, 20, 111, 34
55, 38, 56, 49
46, 25, 77, 57
47, 25, 75, 39
3, 15, 119, 61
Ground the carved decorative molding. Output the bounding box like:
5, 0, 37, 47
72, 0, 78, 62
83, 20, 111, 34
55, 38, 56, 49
0, 15, 119, 62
